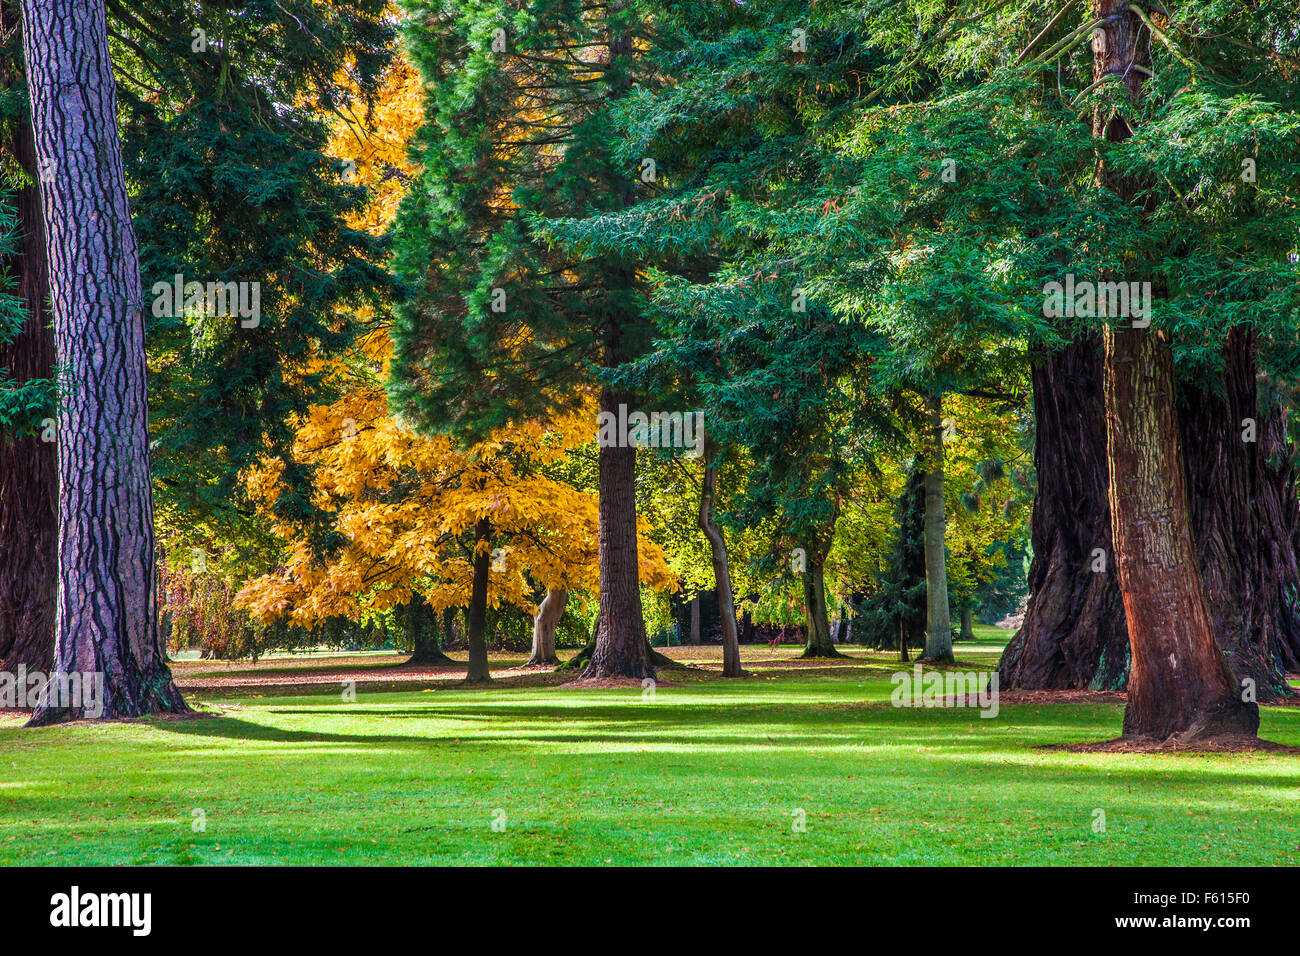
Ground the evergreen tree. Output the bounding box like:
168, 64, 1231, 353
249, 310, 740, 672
855, 466, 928, 657
390, 0, 663, 679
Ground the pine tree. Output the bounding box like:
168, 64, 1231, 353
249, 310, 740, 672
390, 0, 664, 680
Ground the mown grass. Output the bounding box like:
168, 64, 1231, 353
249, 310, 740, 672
1, 629, 1298, 866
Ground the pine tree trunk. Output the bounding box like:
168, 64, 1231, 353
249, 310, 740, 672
527, 588, 566, 666
698, 436, 743, 677
22, 0, 188, 724
1105, 326, 1259, 740
580, 386, 654, 681
465, 517, 492, 682
921, 395, 953, 663
0, 8, 56, 677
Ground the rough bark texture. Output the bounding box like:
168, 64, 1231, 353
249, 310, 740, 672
0, 3, 56, 677
997, 341, 1129, 690
1098, 0, 1257, 741
1105, 326, 1259, 740
1001, 335, 1300, 700
23, 0, 188, 724
1180, 328, 1300, 697
698, 436, 742, 677
580, 384, 654, 681
921, 395, 953, 663
527, 587, 566, 666
465, 516, 492, 682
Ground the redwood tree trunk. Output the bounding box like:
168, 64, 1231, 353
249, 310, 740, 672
0, 5, 56, 677
23, 0, 188, 724
1180, 328, 1300, 696
1105, 326, 1259, 740
1000, 335, 1300, 700
581, 387, 653, 680
527, 587, 566, 666
997, 341, 1129, 690
465, 516, 492, 682
698, 436, 743, 677
1098, 0, 1257, 741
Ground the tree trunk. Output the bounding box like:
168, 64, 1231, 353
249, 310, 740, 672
959, 604, 974, 642
921, 394, 953, 663
0, 5, 56, 678
1000, 334, 1300, 700
997, 341, 1130, 690
23, 0, 188, 724
1096, 0, 1258, 741
527, 588, 566, 666
404, 592, 455, 666
688, 596, 700, 644
698, 435, 743, 676
899, 618, 910, 663
1105, 325, 1259, 740
800, 557, 840, 658
580, 385, 654, 681
1180, 328, 1300, 697
465, 517, 492, 682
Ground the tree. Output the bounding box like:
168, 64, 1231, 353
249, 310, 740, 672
21, 0, 187, 724
390, 0, 663, 681
1093, 0, 1256, 742
0, 0, 54, 677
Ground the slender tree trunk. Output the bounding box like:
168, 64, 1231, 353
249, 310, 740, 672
465, 517, 492, 682
0, 6, 56, 677
688, 596, 700, 644
698, 435, 742, 676
23, 0, 188, 724
921, 394, 953, 663
527, 588, 566, 666
581, 385, 654, 681
899, 618, 910, 663
959, 604, 974, 642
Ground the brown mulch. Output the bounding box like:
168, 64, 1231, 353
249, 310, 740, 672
562, 676, 681, 690
996, 689, 1128, 706
1046, 734, 1300, 755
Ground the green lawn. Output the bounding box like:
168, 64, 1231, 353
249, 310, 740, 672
2, 634, 1299, 866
